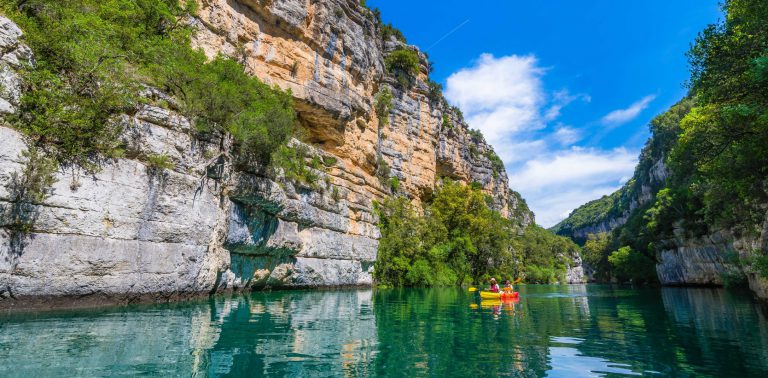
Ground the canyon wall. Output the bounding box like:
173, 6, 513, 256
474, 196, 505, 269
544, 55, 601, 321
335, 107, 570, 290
0, 0, 533, 303
553, 100, 768, 298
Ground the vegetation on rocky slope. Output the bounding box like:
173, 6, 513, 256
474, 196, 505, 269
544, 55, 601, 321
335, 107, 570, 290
374, 181, 580, 286
0, 0, 296, 171
554, 0, 768, 283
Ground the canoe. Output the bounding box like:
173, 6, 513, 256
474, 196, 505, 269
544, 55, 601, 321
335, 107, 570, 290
479, 291, 519, 300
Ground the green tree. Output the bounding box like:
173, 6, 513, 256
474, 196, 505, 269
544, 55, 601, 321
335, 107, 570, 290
608, 246, 656, 284
384, 47, 420, 88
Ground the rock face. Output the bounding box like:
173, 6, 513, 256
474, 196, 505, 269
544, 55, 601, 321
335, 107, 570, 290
553, 99, 768, 298
0, 1, 530, 303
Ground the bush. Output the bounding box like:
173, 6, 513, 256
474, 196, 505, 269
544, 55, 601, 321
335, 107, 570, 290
468, 129, 485, 143
427, 80, 442, 104
389, 176, 400, 193
526, 265, 557, 284
385, 48, 419, 88
608, 246, 657, 283
484, 150, 504, 178
374, 87, 393, 126
146, 153, 175, 171
380, 23, 406, 43
271, 144, 321, 190
451, 106, 464, 122
1, 147, 57, 233
442, 114, 453, 130
322, 156, 338, 167
2, 0, 295, 172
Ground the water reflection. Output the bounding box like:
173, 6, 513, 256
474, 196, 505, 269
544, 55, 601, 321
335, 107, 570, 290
0, 286, 766, 376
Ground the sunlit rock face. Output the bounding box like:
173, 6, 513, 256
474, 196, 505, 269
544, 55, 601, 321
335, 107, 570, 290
0, 0, 531, 302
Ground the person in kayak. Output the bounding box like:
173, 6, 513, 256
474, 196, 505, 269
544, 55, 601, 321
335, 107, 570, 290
488, 278, 500, 293
503, 280, 514, 293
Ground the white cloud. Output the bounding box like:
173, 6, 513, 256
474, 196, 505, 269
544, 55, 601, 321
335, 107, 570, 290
444, 53, 642, 228
544, 90, 591, 121
600, 94, 656, 125
445, 54, 545, 142
552, 125, 581, 145
509, 147, 637, 191
508, 148, 637, 227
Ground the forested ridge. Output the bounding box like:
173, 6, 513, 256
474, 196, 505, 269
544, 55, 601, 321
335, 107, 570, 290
553, 0, 768, 284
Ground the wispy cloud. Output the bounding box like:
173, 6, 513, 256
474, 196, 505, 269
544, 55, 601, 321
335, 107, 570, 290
507, 148, 637, 227
445, 53, 640, 227
600, 94, 656, 126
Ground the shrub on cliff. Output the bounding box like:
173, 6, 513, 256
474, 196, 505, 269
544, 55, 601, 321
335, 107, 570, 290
380, 23, 406, 43
1, 0, 295, 170
385, 47, 419, 88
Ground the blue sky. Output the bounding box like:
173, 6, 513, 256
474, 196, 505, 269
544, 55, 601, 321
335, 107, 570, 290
367, 0, 722, 227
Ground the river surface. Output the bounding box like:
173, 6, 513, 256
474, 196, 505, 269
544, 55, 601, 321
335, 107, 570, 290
0, 285, 767, 377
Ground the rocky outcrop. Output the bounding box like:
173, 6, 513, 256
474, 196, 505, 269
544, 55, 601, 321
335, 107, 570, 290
554, 98, 768, 298
0, 0, 530, 303
565, 254, 586, 284
656, 221, 768, 295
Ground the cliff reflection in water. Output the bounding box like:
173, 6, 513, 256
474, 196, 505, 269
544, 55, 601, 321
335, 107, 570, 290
0, 286, 767, 376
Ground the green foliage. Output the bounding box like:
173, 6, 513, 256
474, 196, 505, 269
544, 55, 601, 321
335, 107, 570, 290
388, 176, 400, 193
322, 156, 338, 167
670, 0, 768, 231
441, 114, 453, 130
582, 232, 612, 279
375, 181, 516, 286
2, 0, 295, 171
451, 106, 464, 122
376, 156, 391, 179
1, 147, 57, 233
427, 80, 442, 104
155, 55, 295, 169
271, 144, 321, 190
331, 186, 341, 202
608, 246, 657, 284
375, 181, 576, 287
484, 150, 504, 178
467, 129, 485, 143
512, 225, 580, 283
468, 145, 478, 159
380, 23, 406, 43
552, 99, 695, 244
145, 153, 175, 171
752, 253, 768, 279
385, 48, 420, 88
375, 87, 393, 126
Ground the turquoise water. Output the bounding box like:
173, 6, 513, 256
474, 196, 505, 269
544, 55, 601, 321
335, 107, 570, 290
0, 285, 767, 377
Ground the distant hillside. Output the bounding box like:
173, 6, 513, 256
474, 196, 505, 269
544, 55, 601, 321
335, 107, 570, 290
551, 0, 768, 297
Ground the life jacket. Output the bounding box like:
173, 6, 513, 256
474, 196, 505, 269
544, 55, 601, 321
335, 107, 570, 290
489, 284, 500, 293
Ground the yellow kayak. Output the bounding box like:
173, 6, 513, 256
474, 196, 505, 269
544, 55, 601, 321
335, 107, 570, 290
479, 291, 519, 300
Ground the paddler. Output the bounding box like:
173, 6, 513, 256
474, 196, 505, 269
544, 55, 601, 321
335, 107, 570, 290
503, 280, 514, 293
488, 278, 500, 293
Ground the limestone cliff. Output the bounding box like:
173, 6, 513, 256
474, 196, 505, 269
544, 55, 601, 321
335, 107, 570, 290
0, 1, 528, 303
553, 99, 768, 297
